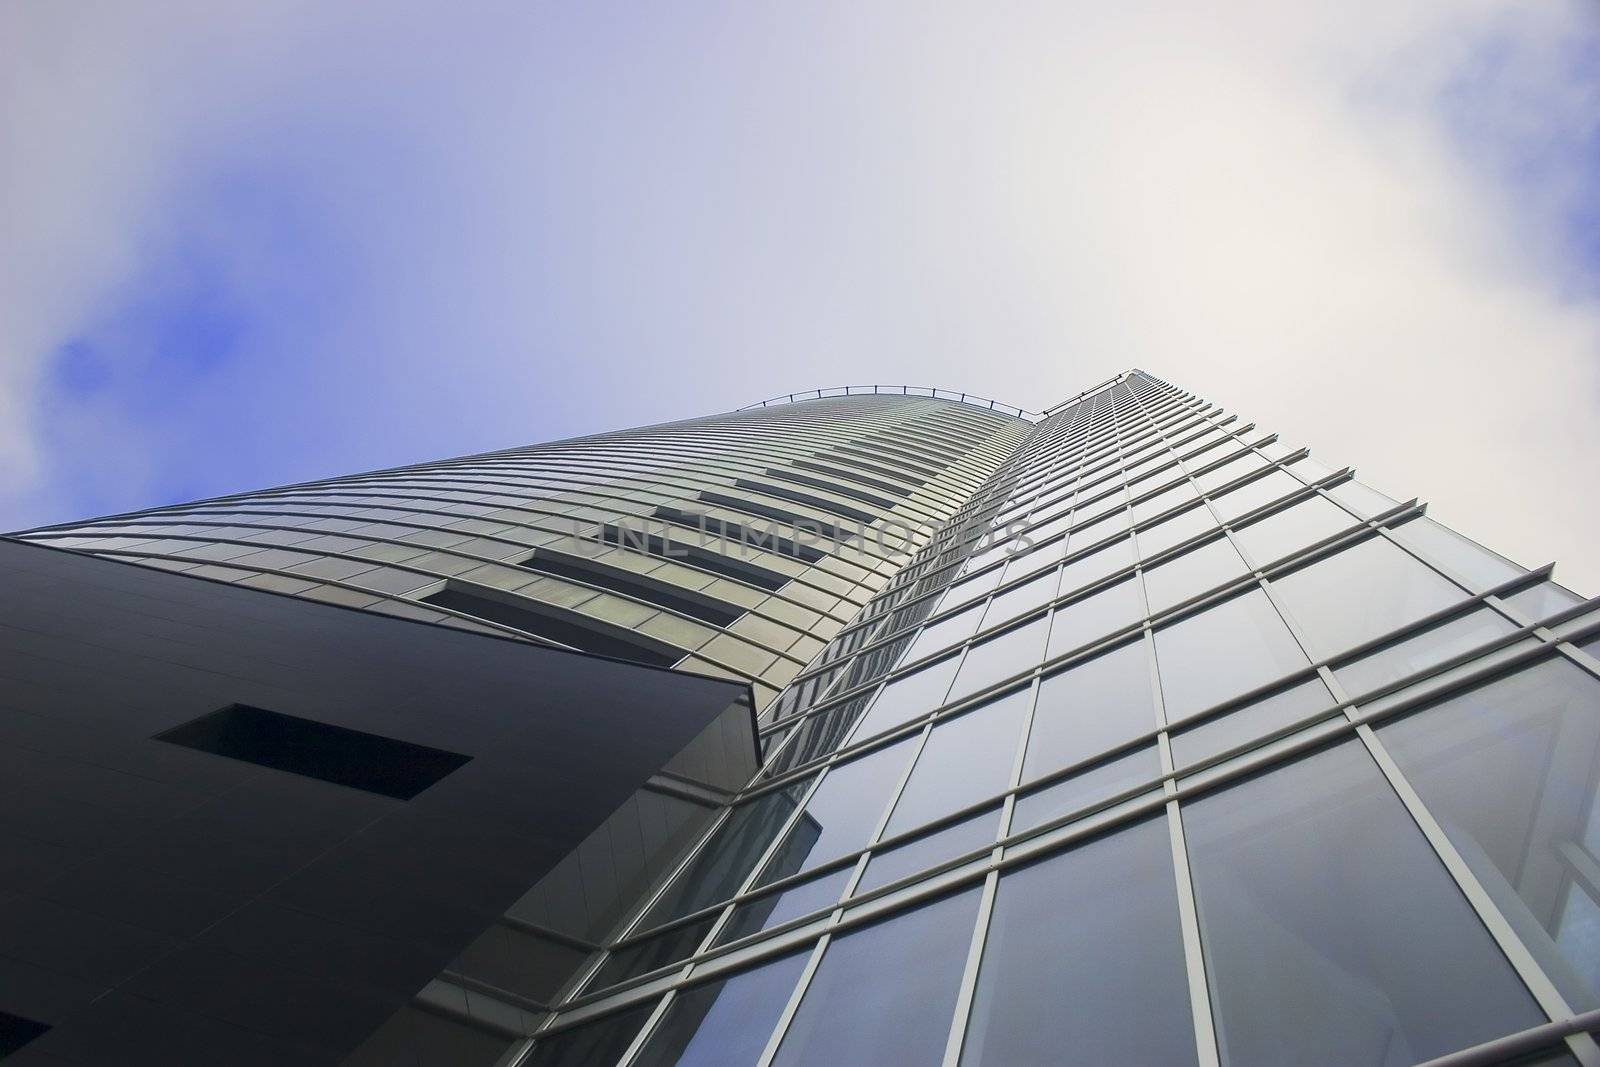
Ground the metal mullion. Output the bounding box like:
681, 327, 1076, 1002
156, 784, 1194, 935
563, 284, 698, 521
1132, 387, 1226, 1067
752, 932, 833, 1067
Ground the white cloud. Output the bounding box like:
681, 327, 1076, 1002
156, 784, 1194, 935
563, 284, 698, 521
1, 0, 1596, 589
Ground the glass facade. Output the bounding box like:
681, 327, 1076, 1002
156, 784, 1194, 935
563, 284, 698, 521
18, 371, 1600, 1065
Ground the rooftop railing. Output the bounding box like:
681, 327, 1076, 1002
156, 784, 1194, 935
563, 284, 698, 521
738, 385, 1040, 420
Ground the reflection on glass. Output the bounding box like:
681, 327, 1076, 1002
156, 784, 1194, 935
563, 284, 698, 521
1058, 536, 1136, 596
1389, 516, 1524, 591
1170, 678, 1333, 769
714, 868, 851, 948
941, 568, 1004, 611
644, 779, 814, 926
1136, 504, 1216, 559
1269, 536, 1463, 658
851, 655, 961, 738
1012, 745, 1162, 834
524, 1003, 655, 1067
1185, 739, 1541, 1067
631, 950, 811, 1067
1335, 608, 1516, 696
770, 888, 982, 1067
1024, 639, 1154, 781
961, 817, 1196, 1066
1231, 497, 1353, 568
1131, 480, 1199, 524
947, 616, 1050, 702
1378, 659, 1600, 1010
887, 689, 1031, 835
1503, 581, 1584, 622
1046, 577, 1145, 661
1211, 471, 1302, 522
981, 570, 1060, 630
1327, 479, 1399, 518
859, 807, 1001, 894
896, 605, 984, 668
758, 737, 918, 886
588, 915, 718, 991
1144, 536, 1249, 614
1154, 589, 1308, 720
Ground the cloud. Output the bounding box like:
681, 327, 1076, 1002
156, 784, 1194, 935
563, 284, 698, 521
2, 0, 1597, 589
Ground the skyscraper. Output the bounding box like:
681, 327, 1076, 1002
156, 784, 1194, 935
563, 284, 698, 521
5, 371, 1598, 1066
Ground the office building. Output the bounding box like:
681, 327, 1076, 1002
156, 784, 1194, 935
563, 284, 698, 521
5, 371, 1598, 1066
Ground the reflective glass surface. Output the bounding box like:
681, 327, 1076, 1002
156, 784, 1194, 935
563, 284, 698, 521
1024, 639, 1155, 781
759, 737, 919, 884
1013, 744, 1163, 833
770, 888, 982, 1066
1185, 739, 1541, 1067
713, 867, 851, 948
961, 817, 1197, 1066
852, 655, 961, 738
1154, 589, 1308, 720
886, 689, 1031, 835
1270, 536, 1465, 658
858, 807, 1002, 894
1231, 496, 1352, 567
1045, 577, 1144, 661
1170, 678, 1334, 769
1378, 659, 1600, 1010
1144, 536, 1249, 614
947, 616, 1050, 702
1334, 607, 1516, 696
631, 950, 811, 1067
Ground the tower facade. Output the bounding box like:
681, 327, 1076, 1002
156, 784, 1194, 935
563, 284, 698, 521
6, 371, 1600, 1067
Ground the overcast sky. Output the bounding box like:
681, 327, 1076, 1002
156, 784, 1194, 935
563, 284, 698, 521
3, 1, 1598, 591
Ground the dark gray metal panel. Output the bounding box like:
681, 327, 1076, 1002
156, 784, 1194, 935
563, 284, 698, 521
0, 539, 754, 1065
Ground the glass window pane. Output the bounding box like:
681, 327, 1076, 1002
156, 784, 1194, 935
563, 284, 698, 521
1013, 745, 1162, 833
940, 568, 1003, 611
1503, 580, 1584, 622
1231, 496, 1353, 568
631, 950, 811, 1067
1046, 577, 1145, 661
644, 778, 814, 926
886, 689, 1031, 835
948, 617, 1050, 702
1144, 536, 1249, 614
1058, 536, 1136, 596
1327, 479, 1398, 518
714, 868, 851, 948
981, 570, 1059, 629
1170, 678, 1334, 768
1024, 639, 1155, 780
1185, 739, 1542, 1067
759, 737, 920, 885
960, 817, 1197, 1066
1335, 608, 1516, 696
1377, 659, 1600, 1011
1389, 516, 1524, 591
897, 605, 983, 667
1270, 536, 1465, 658
588, 915, 717, 990
770, 888, 982, 1067
1154, 589, 1308, 720
525, 1003, 656, 1067
1137, 503, 1216, 559
1211, 470, 1302, 522
1131, 480, 1199, 524
1194, 452, 1269, 493
852, 655, 961, 739
859, 807, 1001, 894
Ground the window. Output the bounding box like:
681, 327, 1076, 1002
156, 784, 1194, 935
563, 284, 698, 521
1045, 577, 1144, 661
1377, 659, 1600, 1011
715, 868, 852, 947
631, 951, 812, 1067
981, 570, 1059, 630
1334, 608, 1517, 697
1169, 678, 1333, 769
1184, 739, 1541, 1067
1143, 536, 1249, 614
770, 888, 982, 1066
895, 605, 984, 667
947, 617, 1050, 702
1269, 536, 1464, 658
1231, 496, 1352, 567
851, 655, 962, 739
858, 808, 1001, 894
154, 704, 470, 801
1136, 504, 1216, 559
758, 737, 919, 885
1154, 590, 1308, 720
1013, 745, 1162, 833
1024, 639, 1154, 780
1388, 516, 1523, 591
885, 689, 1031, 835
524, 1003, 656, 1067
960, 817, 1197, 1065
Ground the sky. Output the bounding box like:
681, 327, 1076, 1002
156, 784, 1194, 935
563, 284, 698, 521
3, 1, 1598, 591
